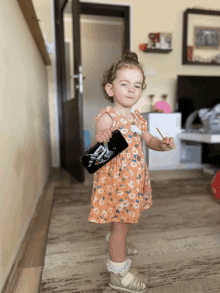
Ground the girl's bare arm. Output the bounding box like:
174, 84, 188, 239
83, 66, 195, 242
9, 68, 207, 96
142, 130, 164, 151
91, 113, 114, 147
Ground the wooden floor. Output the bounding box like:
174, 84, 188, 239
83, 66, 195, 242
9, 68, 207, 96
11, 168, 81, 293
10, 168, 215, 292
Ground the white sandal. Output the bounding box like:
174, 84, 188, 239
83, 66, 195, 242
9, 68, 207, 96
107, 259, 148, 293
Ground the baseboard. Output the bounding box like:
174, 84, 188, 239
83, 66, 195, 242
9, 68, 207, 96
1, 168, 56, 293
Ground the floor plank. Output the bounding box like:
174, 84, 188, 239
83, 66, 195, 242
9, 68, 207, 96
13, 267, 42, 293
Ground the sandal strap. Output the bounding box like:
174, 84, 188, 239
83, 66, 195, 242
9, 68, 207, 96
121, 268, 147, 290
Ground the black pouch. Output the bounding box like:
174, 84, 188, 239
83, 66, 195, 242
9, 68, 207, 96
80, 129, 128, 174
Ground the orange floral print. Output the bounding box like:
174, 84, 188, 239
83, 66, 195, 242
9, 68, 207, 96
88, 106, 152, 224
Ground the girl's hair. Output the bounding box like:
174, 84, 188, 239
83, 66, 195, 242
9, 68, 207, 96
101, 51, 147, 103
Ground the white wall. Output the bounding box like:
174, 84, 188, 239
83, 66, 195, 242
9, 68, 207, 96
0, 0, 51, 290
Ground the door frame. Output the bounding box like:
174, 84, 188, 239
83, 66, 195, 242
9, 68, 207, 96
54, 0, 132, 168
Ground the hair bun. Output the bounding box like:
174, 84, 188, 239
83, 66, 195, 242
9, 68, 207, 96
123, 51, 138, 63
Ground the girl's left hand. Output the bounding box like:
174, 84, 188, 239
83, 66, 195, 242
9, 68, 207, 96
160, 137, 176, 151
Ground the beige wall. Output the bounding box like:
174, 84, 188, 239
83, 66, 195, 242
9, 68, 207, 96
33, 0, 60, 167
0, 0, 51, 290
35, 0, 220, 167
1, 0, 220, 290
130, 0, 220, 113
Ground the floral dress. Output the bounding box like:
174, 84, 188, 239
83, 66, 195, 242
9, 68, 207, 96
88, 106, 152, 224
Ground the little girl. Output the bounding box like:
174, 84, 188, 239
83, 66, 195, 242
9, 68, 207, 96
88, 51, 176, 292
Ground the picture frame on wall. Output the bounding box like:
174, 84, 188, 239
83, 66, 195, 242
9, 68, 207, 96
182, 8, 220, 65
194, 26, 220, 50
160, 33, 172, 49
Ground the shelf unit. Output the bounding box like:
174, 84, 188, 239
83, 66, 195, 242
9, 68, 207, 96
17, 0, 51, 66
182, 8, 220, 66
142, 49, 172, 53
178, 132, 220, 143
183, 61, 220, 66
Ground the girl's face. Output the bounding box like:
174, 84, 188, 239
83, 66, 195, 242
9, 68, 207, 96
107, 66, 143, 108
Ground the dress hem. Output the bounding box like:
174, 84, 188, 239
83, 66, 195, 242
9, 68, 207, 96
88, 204, 152, 224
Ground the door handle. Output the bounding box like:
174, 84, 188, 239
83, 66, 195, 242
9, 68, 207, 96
73, 66, 84, 93
72, 75, 86, 80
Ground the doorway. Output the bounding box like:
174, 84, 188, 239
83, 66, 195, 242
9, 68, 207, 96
54, 0, 131, 182
80, 14, 125, 149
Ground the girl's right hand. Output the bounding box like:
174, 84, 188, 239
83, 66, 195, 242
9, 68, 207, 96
95, 126, 114, 144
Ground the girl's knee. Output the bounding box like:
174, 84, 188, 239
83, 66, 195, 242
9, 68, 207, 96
113, 222, 129, 233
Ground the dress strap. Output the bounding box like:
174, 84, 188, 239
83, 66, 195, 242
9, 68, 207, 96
133, 109, 148, 133
95, 106, 116, 129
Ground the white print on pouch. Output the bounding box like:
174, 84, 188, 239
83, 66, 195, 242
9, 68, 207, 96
85, 144, 115, 167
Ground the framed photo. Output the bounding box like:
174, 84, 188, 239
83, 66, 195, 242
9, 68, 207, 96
194, 26, 220, 50
160, 33, 172, 49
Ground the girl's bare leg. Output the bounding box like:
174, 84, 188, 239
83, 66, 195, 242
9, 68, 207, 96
109, 223, 130, 262
109, 222, 131, 258
110, 222, 130, 237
